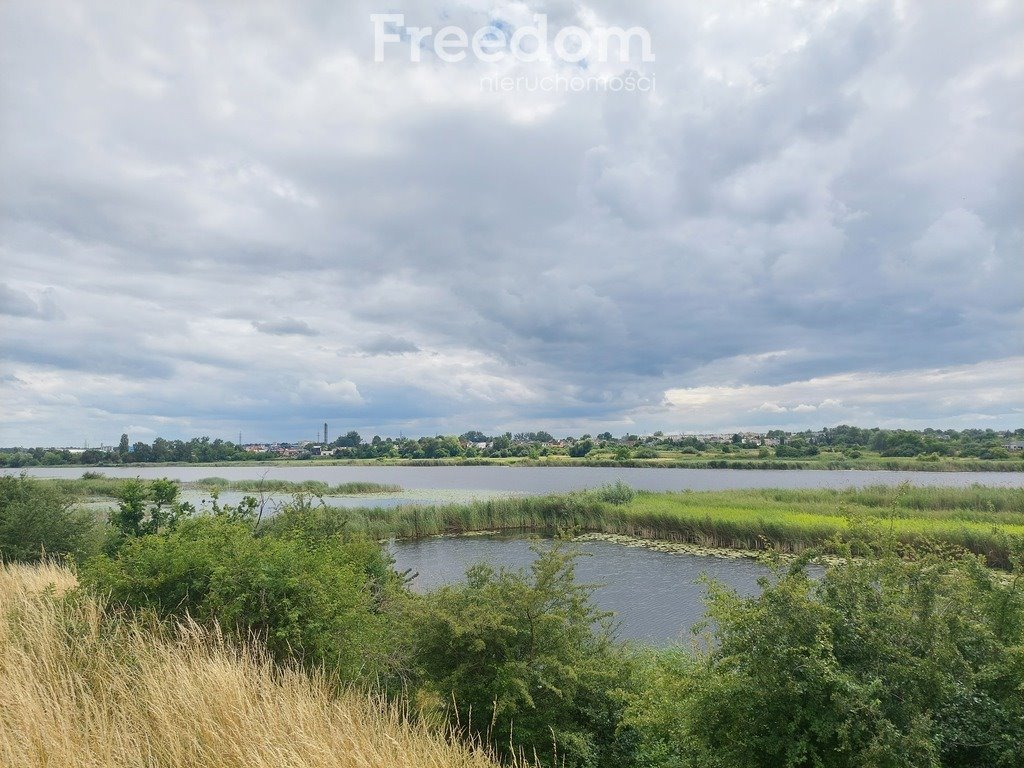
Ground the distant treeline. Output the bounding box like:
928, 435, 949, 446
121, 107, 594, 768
1, 436, 258, 467
1, 426, 1022, 466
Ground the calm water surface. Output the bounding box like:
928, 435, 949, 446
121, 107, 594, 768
9, 465, 1024, 492
389, 536, 789, 644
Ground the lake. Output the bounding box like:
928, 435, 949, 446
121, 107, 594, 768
389, 535, 779, 644
8, 465, 1024, 493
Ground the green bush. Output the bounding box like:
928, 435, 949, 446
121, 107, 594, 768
0, 474, 98, 562
81, 515, 399, 680
625, 548, 1024, 767
597, 481, 636, 505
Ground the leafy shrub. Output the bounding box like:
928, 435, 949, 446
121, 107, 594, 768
775, 443, 820, 458
81, 515, 399, 680
980, 447, 1011, 460
597, 481, 636, 506
0, 474, 97, 562
625, 548, 1024, 767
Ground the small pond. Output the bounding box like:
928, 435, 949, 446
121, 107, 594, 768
389, 535, 784, 644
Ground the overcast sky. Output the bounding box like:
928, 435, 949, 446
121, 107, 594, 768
1, 0, 1022, 446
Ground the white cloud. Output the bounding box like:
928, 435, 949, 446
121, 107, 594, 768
294, 380, 363, 405
661, 358, 1024, 431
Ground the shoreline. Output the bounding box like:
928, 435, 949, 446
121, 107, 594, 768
6, 457, 1023, 473
389, 529, 776, 562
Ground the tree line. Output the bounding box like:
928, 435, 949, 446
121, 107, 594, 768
1, 426, 1022, 466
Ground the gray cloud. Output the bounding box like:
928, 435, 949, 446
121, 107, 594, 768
0, 0, 1021, 445
0, 284, 62, 320
252, 318, 319, 337
359, 335, 421, 356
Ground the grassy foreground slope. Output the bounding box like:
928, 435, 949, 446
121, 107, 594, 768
0, 561, 501, 768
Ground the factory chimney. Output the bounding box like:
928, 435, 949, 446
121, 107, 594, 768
323, 422, 329, 446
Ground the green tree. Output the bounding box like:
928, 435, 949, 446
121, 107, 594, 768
109, 478, 191, 541
569, 439, 594, 458
406, 544, 635, 767
334, 430, 363, 448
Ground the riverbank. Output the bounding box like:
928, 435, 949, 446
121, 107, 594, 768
309, 454, 1024, 472
7, 453, 1024, 472
36, 475, 404, 498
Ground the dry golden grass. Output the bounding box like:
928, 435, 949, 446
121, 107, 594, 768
0, 561, 503, 768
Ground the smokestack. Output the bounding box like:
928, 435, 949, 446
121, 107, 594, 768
324, 422, 328, 445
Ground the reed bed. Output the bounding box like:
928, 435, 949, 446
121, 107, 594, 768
290, 485, 1024, 568
49, 475, 132, 497
0, 561, 501, 768
195, 478, 403, 495
599, 500, 1024, 562
42, 476, 403, 501
709, 485, 1024, 514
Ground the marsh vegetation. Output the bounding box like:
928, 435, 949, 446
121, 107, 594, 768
2, 474, 1023, 767
263, 482, 1024, 568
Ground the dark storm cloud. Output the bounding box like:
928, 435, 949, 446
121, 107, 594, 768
1, 0, 1021, 444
